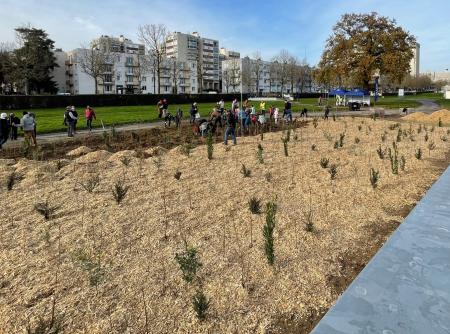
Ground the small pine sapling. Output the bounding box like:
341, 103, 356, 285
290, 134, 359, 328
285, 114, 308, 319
192, 290, 210, 321
415, 148, 422, 160
174, 170, 182, 180
328, 164, 338, 180
34, 201, 58, 220
354, 137, 360, 144
377, 145, 385, 159
175, 246, 202, 282
282, 137, 289, 156
241, 164, 251, 177
206, 131, 214, 160
424, 132, 429, 142
263, 200, 277, 265
311, 144, 317, 151
428, 141, 436, 156
112, 180, 129, 204
370, 168, 380, 189
320, 157, 329, 168
248, 197, 262, 214
256, 144, 264, 164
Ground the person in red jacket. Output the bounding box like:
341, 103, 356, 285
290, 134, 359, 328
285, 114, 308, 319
85, 106, 97, 132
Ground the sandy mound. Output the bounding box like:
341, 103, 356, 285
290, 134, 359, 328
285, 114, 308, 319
107, 150, 138, 163
403, 111, 428, 122
145, 146, 168, 157
66, 146, 92, 157
74, 150, 112, 164
428, 109, 450, 123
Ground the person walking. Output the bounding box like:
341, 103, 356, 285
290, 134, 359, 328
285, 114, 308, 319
189, 102, 198, 124
21, 111, 37, 146
324, 106, 330, 120
0, 113, 10, 150
8, 113, 20, 140
224, 109, 237, 145
85, 106, 96, 132
157, 99, 164, 118
64, 106, 77, 137
284, 99, 292, 122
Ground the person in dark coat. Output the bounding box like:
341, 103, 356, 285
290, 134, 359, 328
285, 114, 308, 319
8, 113, 20, 140
0, 113, 10, 150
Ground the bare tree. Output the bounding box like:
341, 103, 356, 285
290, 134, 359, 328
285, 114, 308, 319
222, 66, 233, 93
135, 53, 152, 94
169, 57, 187, 94
287, 55, 299, 95
268, 61, 279, 94
138, 24, 167, 94
273, 50, 290, 96
78, 41, 112, 94
228, 59, 241, 93
251, 51, 263, 96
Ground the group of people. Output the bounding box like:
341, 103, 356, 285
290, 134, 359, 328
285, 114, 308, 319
0, 111, 37, 150
63, 105, 97, 137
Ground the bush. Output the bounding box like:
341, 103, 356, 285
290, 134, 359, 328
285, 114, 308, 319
249, 197, 262, 214
328, 164, 338, 180
174, 170, 182, 180
206, 131, 214, 160
282, 137, 289, 156
263, 200, 277, 265
6, 172, 22, 191
256, 144, 264, 164
320, 157, 329, 168
34, 201, 58, 220
192, 290, 210, 321
311, 144, 317, 151
333, 141, 339, 149
376, 146, 385, 159
415, 148, 422, 160
80, 174, 100, 193
175, 246, 202, 283
354, 137, 360, 144
241, 164, 251, 177
112, 180, 129, 204
370, 168, 380, 189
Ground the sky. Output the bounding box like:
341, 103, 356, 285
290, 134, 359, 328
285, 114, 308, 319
1, 0, 449, 72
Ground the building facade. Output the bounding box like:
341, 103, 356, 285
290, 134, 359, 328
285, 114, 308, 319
410, 43, 420, 77
166, 31, 220, 93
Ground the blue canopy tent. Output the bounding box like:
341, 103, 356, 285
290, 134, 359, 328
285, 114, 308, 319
328, 88, 371, 107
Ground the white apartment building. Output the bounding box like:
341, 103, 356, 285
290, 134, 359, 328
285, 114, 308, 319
65, 36, 158, 95
166, 31, 220, 93
51, 48, 68, 94
410, 43, 420, 77
222, 57, 313, 95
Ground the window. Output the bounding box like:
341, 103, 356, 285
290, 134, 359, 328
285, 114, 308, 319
126, 57, 133, 66
117, 55, 121, 62
142, 86, 147, 91
142, 76, 146, 82
105, 85, 112, 92
192, 63, 195, 69
104, 74, 112, 83
165, 86, 169, 92
117, 73, 121, 81
192, 79, 195, 85
126, 75, 133, 83
127, 67, 133, 75
192, 86, 195, 92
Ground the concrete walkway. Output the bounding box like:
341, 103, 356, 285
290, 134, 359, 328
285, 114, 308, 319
311, 166, 450, 334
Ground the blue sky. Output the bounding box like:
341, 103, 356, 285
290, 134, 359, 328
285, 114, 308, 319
1, 0, 449, 71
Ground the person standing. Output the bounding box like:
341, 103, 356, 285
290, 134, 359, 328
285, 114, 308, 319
162, 99, 169, 116
284, 100, 292, 122
8, 113, 20, 140
175, 107, 183, 128
274, 107, 279, 124
157, 99, 164, 118
224, 109, 237, 145
85, 105, 97, 132
21, 111, 37, 146
219, 99, 225, 113
64, 106, 77, 137
0, 113, 10, 150
70, 106, 78, 134
324, 106, 330, 120
260, 100, 266, 114
189, 102, 198, 124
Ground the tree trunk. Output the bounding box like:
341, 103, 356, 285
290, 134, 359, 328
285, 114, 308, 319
94, 78, 98, 94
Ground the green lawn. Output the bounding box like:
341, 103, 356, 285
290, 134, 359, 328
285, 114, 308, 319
3, 93, 446, 134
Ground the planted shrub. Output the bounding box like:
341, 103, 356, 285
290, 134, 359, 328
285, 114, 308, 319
282, 137, 289, 156
263, 200, 277, 265
264, 171, 272, 182
370, 168, 380, 189
80, 174, 100, 193
192, 290, 210, 321
174, 170, 182, 180
241, 164, 251, 177
120, 156, 131, 167
400, 155, 406, 171
175, 246, 202, 283
354, 137, 360, 144
428, 141, 436, 156
313, 118, 318, 128
72, 248, 105, 287
304, 208, 314, 232
424, 132, 429, 142
6, 172, 22, 191
34, 201, 57, 220
333, 141, 339, 149
112, 180, 129, 204
249, 197, 262, 214
328, 164, 338, 180
311, 144, 317, 151
206, 131, 214, 160
358, 125, 362, 131
376, 146, 385, 159
256, 144, 264, 164
179, 143, 193, 157
388, 142, 399, 175
415, 148, 422, 160
320, 157, 329, 168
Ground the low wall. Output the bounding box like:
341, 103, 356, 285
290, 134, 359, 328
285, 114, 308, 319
311, 166, 450, 334
0, 94, 248, 110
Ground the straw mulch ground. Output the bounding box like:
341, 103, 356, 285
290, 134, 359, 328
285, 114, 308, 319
403, 109, 450, 125
1, 117, 449, 333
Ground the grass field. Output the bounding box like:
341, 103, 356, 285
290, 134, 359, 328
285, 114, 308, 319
1, 94, 443, 134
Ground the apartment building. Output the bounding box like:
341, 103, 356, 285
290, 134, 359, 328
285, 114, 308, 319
65, 36, 156, 95
222, 57, 314, 95
166, 31, 220, 93
410, 43, 420, 77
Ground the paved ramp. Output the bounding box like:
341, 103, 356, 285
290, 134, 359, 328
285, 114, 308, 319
311, 166, 450, 334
